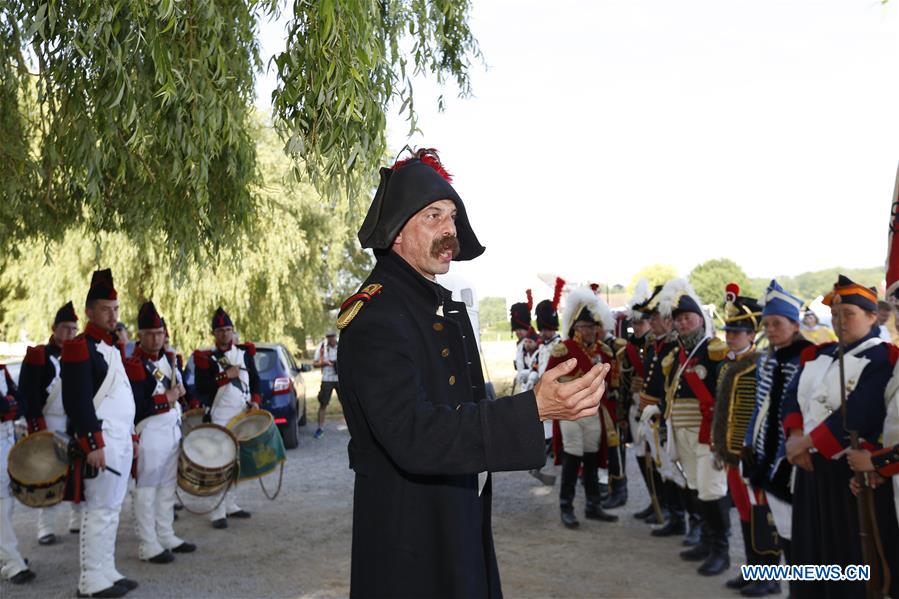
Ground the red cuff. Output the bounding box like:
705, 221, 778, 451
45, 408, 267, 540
79, 431, 105, 453
809, 423, 844, 459
871, 445, 899, 477
28, 416, 47, 433
152, 394, 170, 414
251, 393, 261, 405
132, 434, 140, 443
215, 372, 229, 387
782, 412, 803, 436
188, 399, 201, 409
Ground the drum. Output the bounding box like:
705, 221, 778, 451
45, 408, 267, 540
177, 424, 238, 497
181, 407, 205, 436
7, 431, 68, 508
227, 409, 286, 481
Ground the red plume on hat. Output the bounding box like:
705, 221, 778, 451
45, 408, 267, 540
724, 283, 740, 304
886, 163, 899, 304
392, 148, 453, 182
526, 289, 533, 311
552, 277, 565, 310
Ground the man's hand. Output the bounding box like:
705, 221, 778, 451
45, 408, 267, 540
87, 448, 106, 470
846, 448, 875, 473
226, 365, 241, 380
785, 431, 813, 472
165, 387, 182, 404
533, 359, 609, 422
850, 472, 885, 496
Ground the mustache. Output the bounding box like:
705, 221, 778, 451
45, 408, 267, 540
430, 235, 461, 259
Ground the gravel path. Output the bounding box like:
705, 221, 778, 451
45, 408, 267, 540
2, 419, 782, 598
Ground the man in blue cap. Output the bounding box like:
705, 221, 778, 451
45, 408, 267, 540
742, 279, 809, 597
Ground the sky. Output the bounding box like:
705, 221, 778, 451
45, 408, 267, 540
255, 0, 899, 302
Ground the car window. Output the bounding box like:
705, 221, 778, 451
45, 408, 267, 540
254, 349, 278, 373
283, 348, 298, 371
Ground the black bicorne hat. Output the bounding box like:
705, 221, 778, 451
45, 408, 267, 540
357, 150, 485, 261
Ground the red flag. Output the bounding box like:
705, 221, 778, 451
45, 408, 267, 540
887, 163, 899, 303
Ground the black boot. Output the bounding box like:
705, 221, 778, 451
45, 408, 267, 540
726, 519, 754, 589
682, 489, 703, 546
652, 481, 686, 536
643, 468, 667, 523
741, 550, 782, 596
560, 452, 580, 529
698, 498, 730, 575
633, 453, 654, 519
680, 498, 710, 562
602, 477, 628, 509
583, 452, 619, 522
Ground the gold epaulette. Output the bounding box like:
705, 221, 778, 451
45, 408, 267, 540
707, 337, 728, 361
598, 341, 614, 357
551, 343, 569, 358
661, 352, 675, 376
614, 337, 627, 351
336, 283, 383, 330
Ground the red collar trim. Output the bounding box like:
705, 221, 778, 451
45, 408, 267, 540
85, 322, 114, 345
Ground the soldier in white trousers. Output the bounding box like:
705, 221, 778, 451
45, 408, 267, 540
61, 269, 138, 599
1, 363, 35, 584
20, 301, 82, 544
192, 306, 261, 529
126, 301, 196, 563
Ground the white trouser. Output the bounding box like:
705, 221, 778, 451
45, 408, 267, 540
210, 487, 242, 522
0, 421, 28, 579
560, 415, 601, 457
69, 502, 83, 532
673, 426, 727, 501
36, 413, 69, 539
133, 422, 183, 558
79, 426, 132, 595
629, 402, 646, 457
132, 485, 183, 559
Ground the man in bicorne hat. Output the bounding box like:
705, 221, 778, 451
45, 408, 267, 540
61, 269, 138, 598
192, 306, 261, 529
20, 301, 81, 544
126, 301, 196, 564
336, 148, 607, 598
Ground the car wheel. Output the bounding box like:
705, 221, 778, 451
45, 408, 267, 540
283, 412, 299, 449
298, 401, 307, 427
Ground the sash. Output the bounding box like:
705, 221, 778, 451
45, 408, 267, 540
626, 342, 645, 379
680, 349, 716, 409
92, 347, 123, 412
44, 356, 65, 416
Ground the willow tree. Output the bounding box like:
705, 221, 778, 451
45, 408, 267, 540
0, 114, 372, 353
1, 0, 481, 257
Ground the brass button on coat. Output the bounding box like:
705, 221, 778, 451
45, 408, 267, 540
448, 375, 456, 386
432, 322, 444, 331
441, 348, 450, 358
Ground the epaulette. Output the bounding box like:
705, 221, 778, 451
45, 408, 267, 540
888, 343, 899, 366
614, 337, 628, 351
598, 341, 614, 358
61, 336, 89, 363
800, 344, 823, 366
661, 352, 675, 376
615, 345, 627, 360
24, 345, 46, 366
337, 283, 383, 330
238, 342, 256, 356
193, 350, 212, 369
707, 337, 728, 362
124, 356, 146, 381
551, 343, 569, 358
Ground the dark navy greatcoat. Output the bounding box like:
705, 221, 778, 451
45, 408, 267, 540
337, 252, 545, 599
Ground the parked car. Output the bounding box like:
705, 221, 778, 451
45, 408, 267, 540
184, 343, 311, 449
